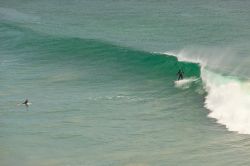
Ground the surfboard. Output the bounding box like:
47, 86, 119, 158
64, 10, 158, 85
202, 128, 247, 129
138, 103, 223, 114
17, 102, 32, 106
174, 77, 199, 89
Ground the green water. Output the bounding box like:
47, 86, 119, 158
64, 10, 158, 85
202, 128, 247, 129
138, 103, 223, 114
1, 1, 250, 166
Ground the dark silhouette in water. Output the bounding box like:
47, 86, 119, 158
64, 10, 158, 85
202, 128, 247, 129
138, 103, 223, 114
23, 99, 29, 108
177, 69, 184, 80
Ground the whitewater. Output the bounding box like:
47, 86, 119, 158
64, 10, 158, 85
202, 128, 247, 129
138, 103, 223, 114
166, 49, 250, 134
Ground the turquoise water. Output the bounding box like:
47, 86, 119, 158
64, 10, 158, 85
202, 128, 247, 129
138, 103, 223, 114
1, 1, 250, 166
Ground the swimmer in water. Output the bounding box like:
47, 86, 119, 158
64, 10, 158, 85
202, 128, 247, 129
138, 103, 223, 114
22, 99, 29, 107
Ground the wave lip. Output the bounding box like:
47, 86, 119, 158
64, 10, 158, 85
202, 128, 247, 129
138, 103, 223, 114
165, 49, 250, 134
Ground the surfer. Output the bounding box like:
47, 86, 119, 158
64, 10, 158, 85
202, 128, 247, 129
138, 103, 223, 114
177, 69, 184, 80
22, 99, 29, 107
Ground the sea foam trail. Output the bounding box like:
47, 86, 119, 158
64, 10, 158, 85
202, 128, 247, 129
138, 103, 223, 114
165, 50, 250, 134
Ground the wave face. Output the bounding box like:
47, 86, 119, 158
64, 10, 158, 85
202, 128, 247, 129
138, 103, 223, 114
0, 22, 201, 80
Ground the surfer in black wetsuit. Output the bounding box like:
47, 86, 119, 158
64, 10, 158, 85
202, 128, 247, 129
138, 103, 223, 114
177, 69, 184, 80
23, 99, 29, 107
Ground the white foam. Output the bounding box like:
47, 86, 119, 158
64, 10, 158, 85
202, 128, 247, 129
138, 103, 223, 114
202, 69, 250, 134
165, 49, 250, 134
174, 77, 199, 89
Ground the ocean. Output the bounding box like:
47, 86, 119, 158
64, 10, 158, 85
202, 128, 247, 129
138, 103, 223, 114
1, 0, 250, 166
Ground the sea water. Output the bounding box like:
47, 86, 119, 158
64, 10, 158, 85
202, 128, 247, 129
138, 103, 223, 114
1, 0, 250, 166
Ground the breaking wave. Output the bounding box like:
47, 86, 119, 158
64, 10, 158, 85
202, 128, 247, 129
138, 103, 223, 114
166, 49, 250, 134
